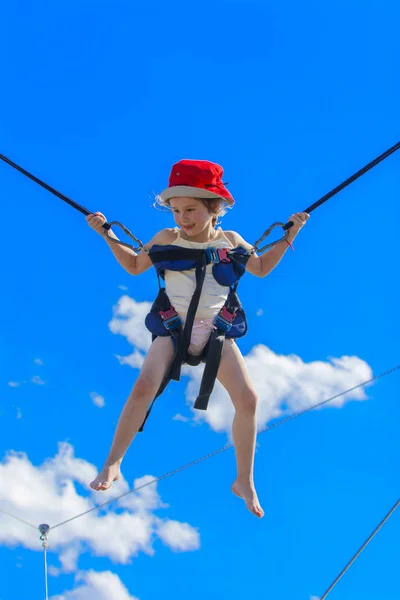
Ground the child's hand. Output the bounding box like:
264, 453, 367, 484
86, 212, 108, 237
287, 212, 309, 241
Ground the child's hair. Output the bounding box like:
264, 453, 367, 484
154, 195, 230, 227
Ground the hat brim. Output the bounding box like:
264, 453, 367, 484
159, 185, 234, 206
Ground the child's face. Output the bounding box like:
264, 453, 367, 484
169, 197, 213, 236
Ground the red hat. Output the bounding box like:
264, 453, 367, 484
160, 159, 234, 206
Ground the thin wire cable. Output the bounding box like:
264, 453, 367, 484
0, 508, 37, 530
50, 363, 400, 531
259, 363, 400, 433
320, 498, 400, 599
43, 546, 49, 600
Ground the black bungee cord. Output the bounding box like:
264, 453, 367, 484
1, 140, 399, 252
253, 140, 400, 252
0, 152, 144, 251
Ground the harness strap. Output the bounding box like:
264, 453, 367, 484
139, 255, 208, 431
193, 329, 225, 410
170, 256, 207, 380
141, 328, 225, 430
139, 361, 174, 432
140, 249, 247, 431
150, 245, 234, 271
150, 248, 206, 262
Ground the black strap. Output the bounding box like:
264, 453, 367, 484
139, 256, 207, 431
170, 256, 207, 380
139, 361, 175, 432
193, 287, 242, 410
140, 268, 242, 430
142, 326, 225, 430
149, 246, 240, 266
194, 329, 225, 410
149, 248, 206, 263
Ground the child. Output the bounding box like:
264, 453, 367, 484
87, 159, 309, 518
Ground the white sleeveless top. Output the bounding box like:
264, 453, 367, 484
164, 228, 234, 319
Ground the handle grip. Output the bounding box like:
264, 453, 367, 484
282, 220, 294, 231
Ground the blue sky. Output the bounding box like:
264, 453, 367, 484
1, 1, 399, 599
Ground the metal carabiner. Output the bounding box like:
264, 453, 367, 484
252, 222, 290, 254
104, 221, 148, 253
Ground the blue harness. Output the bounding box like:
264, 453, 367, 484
140, 244, 251, 430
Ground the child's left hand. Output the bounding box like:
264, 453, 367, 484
287, 212, 310, 241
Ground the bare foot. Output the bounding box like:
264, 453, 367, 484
90, 462, 121, 491
232, 480, 264, 518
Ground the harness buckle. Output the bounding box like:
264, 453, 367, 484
217, 248, 230, 262
213, 306, 237, 332
205, 247, 219, 263
159, 306, 183, 331
205, 247, 231, 264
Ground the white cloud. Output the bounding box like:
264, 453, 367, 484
8, 382, 20, 388
56, 545, 83, 574
117, 475, 168, 513
256, 308, 264, 316
16, 408, 22, 419
50, 570, 139, 600
0, 443, 200, 570
185, 346, 372, 433
90, 392, 105, 408
310, 596, 320, 600
34, 358, 44, 366
172, 414, 189, 423
118, 285, 128, 291
49, 544, 82, 576
31, 375, 45, 385
108, 295, 152, 354
108, 295, 373, 435
157, 520, 201, 551
116, 350, 145, 369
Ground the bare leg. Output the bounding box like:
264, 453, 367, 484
90, 336, 175, 491
217, 339, 264, 518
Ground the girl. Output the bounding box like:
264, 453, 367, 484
87, 159, 309, 518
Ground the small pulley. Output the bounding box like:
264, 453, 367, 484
38, 523, 50, 547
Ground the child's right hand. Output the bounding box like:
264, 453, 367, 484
86, 212, 108, 237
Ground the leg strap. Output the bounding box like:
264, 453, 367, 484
193, 329, 225, 410
139, 357, 175, 432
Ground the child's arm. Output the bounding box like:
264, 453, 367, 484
86, 212, 173, 275
227, 212, 309, 278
